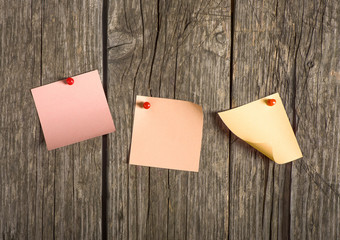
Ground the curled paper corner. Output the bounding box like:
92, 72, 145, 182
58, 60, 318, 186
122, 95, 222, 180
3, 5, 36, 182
246, 140, 303, 164
246, 141, 274, 160
218, 93, 303, 164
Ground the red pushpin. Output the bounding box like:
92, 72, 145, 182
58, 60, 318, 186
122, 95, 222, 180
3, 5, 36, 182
143, 102, 151, 109
66, 77, 74, 85
267, 99, 276, 106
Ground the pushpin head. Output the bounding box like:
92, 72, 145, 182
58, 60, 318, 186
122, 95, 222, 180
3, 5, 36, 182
143, 102, 151, 109
66, 77, 74, 85
267, 99, 276, 106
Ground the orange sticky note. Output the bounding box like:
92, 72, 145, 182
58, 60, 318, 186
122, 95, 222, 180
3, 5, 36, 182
31, 70, 115, 150
218, 93, 302, 164
129, 96, 203, 171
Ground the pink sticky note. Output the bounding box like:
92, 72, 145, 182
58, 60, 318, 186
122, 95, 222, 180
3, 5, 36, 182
31, 70, 115, 150
129, 96, 203, 172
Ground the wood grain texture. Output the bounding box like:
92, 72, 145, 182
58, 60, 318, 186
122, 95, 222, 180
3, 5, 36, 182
0, 0, 103, 239
0, 1, 42, 239
230, 0, 297, 238
231, 0, 340, 239
106, 0, 230, 239
1, 0, 339, 239
41, 1, 104, 239
290, 0, 340, 239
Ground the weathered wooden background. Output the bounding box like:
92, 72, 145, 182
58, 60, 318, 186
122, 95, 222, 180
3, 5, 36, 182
0, 0, 339, 239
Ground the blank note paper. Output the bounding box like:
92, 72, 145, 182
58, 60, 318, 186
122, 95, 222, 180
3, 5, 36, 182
129, 96, 204, 172
218, 93, 302, 164
31, 70, 115, 150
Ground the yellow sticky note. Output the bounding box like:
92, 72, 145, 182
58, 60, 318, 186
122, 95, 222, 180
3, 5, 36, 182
218, 93, 302, 164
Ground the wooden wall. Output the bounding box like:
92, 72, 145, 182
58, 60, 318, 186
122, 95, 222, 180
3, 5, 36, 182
0, 0, 339, 239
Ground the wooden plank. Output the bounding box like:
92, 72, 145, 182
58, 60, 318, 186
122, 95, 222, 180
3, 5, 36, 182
231, 0, 340, 239
177, 3, 230, 239
41, 1, 104, 239
0, 1, 43, 239
107, 0, 230, 239
231, 1, 297, 238
0, 0, 103, 239
290, 0, 340, 239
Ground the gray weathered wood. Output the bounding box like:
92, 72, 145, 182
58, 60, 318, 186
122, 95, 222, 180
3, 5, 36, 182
0, 1, 42, 239
230, 0, 295, 238
290, 0, 340, 239
0, 0, 103, 239
41, 1, 104, 239
1, 0, 339, 239
231, 0, 340, 239
106, 0, 231, 239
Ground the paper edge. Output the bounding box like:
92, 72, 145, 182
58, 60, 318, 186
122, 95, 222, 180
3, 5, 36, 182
129, 95, 203, 171
31, 69, 116, 151
218, 92, 304, 164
